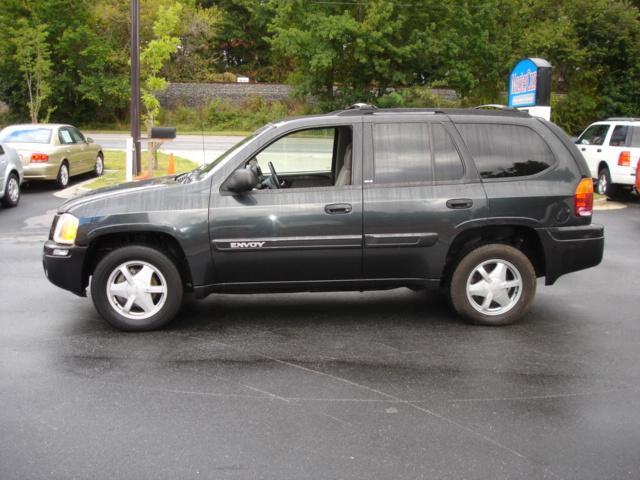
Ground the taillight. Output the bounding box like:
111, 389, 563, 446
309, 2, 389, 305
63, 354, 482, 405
575, 178, 593, 217
618, 151, 631, 166
30, 153, 49, 163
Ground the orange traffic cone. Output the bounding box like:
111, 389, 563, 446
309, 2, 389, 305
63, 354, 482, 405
167, 153, 175, 175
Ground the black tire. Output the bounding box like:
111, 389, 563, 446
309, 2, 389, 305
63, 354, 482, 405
597, 167, 619, 198
90, 245, 184, 331
1, 172, 20, 207
449, 244, 536, 326
94, 153, 104, 177
56, 162, 70, 189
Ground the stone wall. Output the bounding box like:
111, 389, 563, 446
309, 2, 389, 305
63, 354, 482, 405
156, 83, 294, 108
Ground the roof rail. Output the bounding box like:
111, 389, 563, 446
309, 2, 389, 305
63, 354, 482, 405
606, 117, 640, 121
336, 103, 378, 116
475, 104, 518, 111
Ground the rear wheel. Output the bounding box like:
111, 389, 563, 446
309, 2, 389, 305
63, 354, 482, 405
56, 162, 69, 189
449, 244, 536, 326
1, 172, 20, 207
597, 167, 619, 198
90, 245, 183, 331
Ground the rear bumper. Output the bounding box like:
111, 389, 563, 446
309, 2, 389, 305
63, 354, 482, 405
536, 224, 604, 285
42, 241, 87, 296
23, 163, 59, 181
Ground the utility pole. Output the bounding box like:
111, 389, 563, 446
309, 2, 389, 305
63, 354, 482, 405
130, 0, 141, 175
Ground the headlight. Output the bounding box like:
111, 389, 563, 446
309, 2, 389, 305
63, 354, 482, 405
53, 213, 79, 245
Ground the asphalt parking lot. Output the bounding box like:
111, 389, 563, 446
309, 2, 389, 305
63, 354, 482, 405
1, 185, 639, 480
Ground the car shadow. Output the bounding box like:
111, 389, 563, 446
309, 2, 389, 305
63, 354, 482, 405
20, 171, 96, 194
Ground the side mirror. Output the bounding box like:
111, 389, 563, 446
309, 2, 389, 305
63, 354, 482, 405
86, 137, 94, 144
221, 168, 257, 194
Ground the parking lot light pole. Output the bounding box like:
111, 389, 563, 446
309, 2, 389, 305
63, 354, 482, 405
130, 0, 141, 175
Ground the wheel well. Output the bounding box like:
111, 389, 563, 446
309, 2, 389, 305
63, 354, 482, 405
83, 231, 193, 291
598, 161, 609, 173
441, 225, 545, 287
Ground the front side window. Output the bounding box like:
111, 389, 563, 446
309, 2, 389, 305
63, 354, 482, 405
70, 127, 86, 143
373, 123, 431, 184
457, 123, 555, 179
578, 124, 610, 146
245, 126, 352, 189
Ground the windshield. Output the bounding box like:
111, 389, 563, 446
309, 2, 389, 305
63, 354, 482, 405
0, 127, 52, 144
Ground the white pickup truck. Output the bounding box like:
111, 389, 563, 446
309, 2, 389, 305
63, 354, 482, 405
576, 118, 639, 197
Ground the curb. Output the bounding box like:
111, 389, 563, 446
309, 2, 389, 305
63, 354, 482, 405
53, 178, 94, 199
593, 197, 626, 211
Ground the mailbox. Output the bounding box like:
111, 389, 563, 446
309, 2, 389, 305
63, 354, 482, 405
150, 127, 177, 140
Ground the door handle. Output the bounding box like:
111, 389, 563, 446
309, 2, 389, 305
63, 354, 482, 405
325, 203, 352, 214
581, 147, 586, 151
446, 198, 473, 209
597, 148, 602, 152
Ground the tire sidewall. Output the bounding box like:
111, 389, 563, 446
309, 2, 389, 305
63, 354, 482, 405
2, 173, 20, 207
57, 163, 69, 188
450, 244, 536, 326
95, 154, 104, 177
90, 245, 183, 331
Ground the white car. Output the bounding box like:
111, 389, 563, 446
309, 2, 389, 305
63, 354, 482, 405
576, 118, 639, 197
0, 143, 23, 207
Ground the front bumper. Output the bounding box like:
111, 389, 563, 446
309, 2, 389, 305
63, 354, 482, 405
23, 163, 59, 181
536, 224, 604, 285
42, 240, 88, 296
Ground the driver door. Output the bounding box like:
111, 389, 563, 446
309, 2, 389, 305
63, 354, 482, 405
209, 122, 363, 285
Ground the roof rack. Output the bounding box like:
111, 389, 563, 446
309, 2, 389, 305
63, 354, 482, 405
607, 117, 640, 121
335, 103, 378, 116
475, 104, 518, 111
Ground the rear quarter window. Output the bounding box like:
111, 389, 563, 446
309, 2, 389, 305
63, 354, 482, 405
456, 123, 555, 179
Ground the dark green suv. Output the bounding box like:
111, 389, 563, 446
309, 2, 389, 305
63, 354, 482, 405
43, 105, 604, 331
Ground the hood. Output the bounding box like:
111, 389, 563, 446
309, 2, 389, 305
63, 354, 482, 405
58, 175, 180, 213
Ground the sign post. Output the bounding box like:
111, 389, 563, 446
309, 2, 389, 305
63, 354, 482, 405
508, 58, 552, 120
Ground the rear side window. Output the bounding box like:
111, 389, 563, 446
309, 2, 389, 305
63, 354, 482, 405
373, 123, 431, 184
578, 124, 609, 146
609, 125, 628, 146
630, 127, 640, 147
457, 123, 555, 179
432, 124, 464, 181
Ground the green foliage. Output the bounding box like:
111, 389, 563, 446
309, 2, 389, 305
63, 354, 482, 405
141, 2, 184, 125
158, 97, 295, 131
10, 19, 54, 123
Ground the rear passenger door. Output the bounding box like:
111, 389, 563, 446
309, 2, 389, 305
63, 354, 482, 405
576, 124, 610, 178
58, 127, 85, 175
362, 116, 488, 280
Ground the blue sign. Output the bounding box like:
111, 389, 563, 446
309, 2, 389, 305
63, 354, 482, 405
508, 59, 538, 108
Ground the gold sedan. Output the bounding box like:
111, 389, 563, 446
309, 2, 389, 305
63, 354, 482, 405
0, 124, 104, 188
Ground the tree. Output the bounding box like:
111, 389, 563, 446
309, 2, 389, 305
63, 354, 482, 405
11, 19, 54, 123
140, 2, 183, 170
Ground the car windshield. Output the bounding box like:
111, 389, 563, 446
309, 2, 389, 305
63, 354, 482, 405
0, 127, 52, 144
185, 124, 276, 181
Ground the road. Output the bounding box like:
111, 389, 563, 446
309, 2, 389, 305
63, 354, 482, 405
1, 187, 640, 480
87, 133, 245, 166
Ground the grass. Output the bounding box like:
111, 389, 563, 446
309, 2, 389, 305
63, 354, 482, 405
84, 150, 197, 190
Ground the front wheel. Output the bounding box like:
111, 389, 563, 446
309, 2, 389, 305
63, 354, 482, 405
449, 244, 536, 326
90, 246, 183, 331
94, 153, 104, 177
